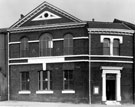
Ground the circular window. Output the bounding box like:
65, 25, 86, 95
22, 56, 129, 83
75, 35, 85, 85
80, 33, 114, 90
44, 13, 49, 18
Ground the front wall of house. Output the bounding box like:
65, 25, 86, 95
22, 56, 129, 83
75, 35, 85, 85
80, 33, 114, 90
9, 62, 89, 103
90, 33, 133, 104
91, 63, 133, 104
9, 27, 88, 58
91, 34, 133, 56
9, 27, 90, 103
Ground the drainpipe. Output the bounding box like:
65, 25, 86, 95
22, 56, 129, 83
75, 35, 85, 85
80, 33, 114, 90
7, 32, 10, 101
88, 29, 91, 104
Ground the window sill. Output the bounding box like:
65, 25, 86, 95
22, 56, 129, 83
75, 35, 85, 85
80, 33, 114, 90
62, 90, 75, 94
36, 90, 54, 94
18, 91, 31, 94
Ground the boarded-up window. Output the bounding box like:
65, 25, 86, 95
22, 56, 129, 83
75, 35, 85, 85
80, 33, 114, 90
64, 34, 73, 55
20, 37, 29, 57
39, 33, 53, 56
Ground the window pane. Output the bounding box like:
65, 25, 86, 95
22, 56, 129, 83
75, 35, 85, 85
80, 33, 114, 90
103, 38, 110, 55
43, 81, 48, 90
113, 39, 119, 55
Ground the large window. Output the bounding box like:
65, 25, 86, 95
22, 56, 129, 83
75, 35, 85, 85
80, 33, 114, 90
101, 36, 122, 56
20, 37, 29, 57
38, 70, 52, 90
39, 33, 53, 56
64, 34, 73, 55
63, 70, 74, 90
20, 72, 30, 90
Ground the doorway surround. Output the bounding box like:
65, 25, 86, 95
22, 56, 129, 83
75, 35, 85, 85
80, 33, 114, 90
100, 66, 123, 102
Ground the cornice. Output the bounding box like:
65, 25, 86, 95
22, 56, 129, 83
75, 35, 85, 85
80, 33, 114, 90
88, 28, 134, 36
8, 22, 86, 33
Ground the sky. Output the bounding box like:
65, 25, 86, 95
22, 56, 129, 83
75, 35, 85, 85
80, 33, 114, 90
0, 0, 135, 28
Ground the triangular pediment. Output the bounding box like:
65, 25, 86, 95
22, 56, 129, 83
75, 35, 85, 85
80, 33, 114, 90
32, 11, 61, 21
10, 1, 82, 28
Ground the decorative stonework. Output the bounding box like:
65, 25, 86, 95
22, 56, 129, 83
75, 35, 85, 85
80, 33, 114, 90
32, 11, 61, 21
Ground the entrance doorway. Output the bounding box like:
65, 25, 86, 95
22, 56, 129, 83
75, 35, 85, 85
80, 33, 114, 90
106, 74, 116, 100
101, 66, 122, 102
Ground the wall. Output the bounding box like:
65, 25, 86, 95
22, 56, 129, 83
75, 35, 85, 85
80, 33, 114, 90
9, 62, 89, 103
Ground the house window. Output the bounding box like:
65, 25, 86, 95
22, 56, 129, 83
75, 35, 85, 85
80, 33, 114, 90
64, 34, 73, 55
113, 39, 120, 55
39, 33, 53, 56
38, 70, 52, 90
63, 70, 74, 90
101, 35, 123, 56
103, 38, 110, 55
20, 37, 29, 57
20, 72, 30, 90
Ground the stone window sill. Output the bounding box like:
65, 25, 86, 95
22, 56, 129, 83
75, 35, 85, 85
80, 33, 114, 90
36, 90, 54, 94
18, 91, 31, 94
62, 90, 75, 94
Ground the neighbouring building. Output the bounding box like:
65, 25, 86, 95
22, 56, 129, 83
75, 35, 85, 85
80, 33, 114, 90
0, 1, 135, 105
0, 28, 8, 100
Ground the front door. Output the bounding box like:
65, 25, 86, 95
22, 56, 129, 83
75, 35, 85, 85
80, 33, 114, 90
106, 74, 116, 101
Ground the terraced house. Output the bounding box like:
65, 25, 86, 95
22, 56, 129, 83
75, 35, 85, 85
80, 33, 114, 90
0, 1, 135, 105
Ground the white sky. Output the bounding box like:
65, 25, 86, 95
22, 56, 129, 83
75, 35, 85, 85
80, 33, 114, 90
0, 0, 135, 28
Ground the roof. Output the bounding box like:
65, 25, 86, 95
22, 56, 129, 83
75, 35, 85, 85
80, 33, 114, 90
10, 1, 82, 28
0, 28, 8, 33
87, 21, 132, 30
113, 19, 135, 30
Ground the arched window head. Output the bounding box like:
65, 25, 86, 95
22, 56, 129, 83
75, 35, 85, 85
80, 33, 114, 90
39, 33, 53, 56
20, 37, 29, 57
64, 34, 73, 55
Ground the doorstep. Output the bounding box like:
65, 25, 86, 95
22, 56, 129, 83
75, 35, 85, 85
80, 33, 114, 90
105, 101, 121, 105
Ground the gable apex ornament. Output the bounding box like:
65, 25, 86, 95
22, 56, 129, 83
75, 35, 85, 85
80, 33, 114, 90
32, 11, 61, 21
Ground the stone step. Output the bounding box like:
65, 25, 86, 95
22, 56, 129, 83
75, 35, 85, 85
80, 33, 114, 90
105, 101, 121, 105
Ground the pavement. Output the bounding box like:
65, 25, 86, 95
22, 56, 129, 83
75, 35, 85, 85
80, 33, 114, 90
0, 101, 135, 107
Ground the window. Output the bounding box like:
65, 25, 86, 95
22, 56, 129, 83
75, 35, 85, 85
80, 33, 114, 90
113, 39, 120, 55
39, 33, 53, 56
64, 34, 73, 55
101, 36, 122, 56
38, 70, 52, 90
20, 37, 29, 57
63, 70, 74, 90
103, 38, 110, 55
20, 72, 30, 90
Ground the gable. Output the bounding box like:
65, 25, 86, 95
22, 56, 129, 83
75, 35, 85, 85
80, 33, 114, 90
10, 1, 82, 28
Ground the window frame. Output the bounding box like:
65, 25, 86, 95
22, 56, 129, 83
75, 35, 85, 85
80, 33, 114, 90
20, 37, 29, 57
20, 72, 30, 91
100, 35, 123, 56
39, 33, 53, 56
38, 70, 52, 91
63, 70, 74, 90
64, 34, 73, 55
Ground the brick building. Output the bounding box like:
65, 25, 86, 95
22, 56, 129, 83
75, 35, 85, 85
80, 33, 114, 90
1, 1, 135, 105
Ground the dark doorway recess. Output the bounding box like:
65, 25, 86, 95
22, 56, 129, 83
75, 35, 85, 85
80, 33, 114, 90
106, 74, 116, 100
